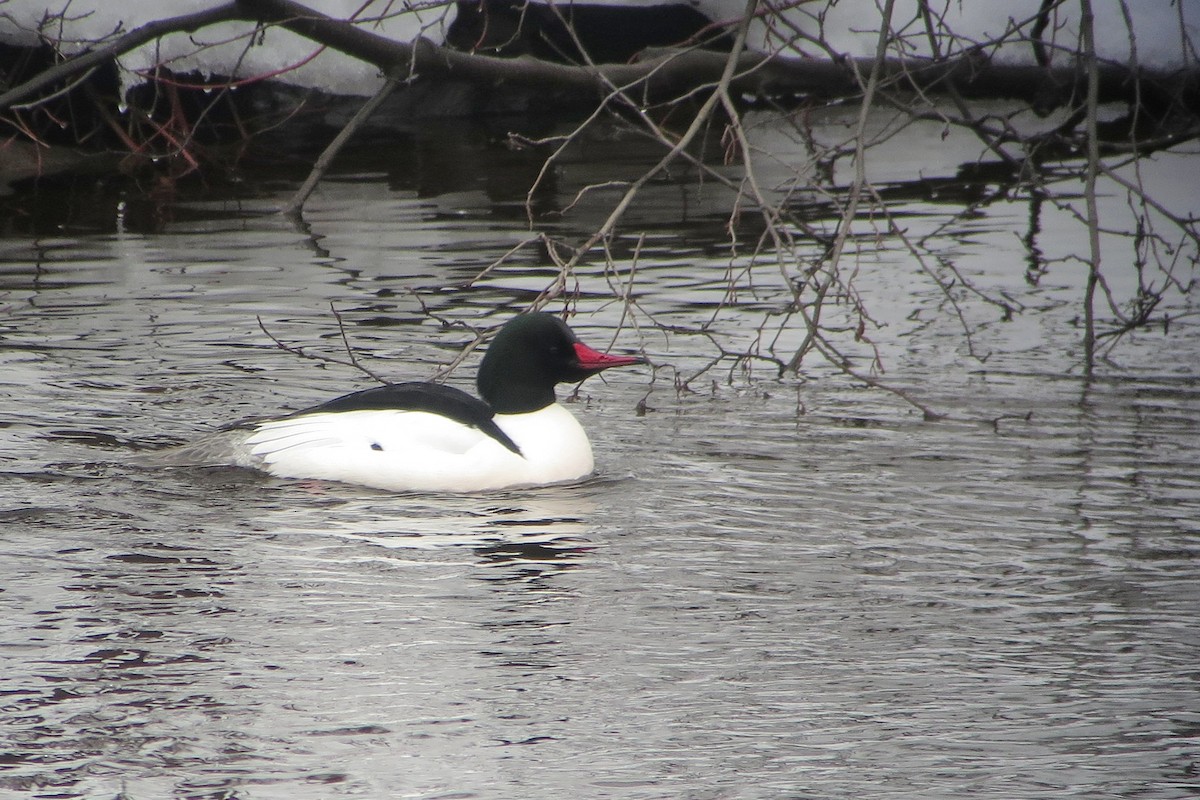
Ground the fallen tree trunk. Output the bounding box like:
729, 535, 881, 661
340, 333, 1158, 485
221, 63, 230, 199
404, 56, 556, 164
2, 0, 1196, 119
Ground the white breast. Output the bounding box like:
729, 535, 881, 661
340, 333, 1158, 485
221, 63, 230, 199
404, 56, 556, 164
240, 403, 594, 492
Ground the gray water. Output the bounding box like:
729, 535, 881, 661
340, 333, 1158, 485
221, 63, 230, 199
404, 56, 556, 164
2, 108, 1199, 799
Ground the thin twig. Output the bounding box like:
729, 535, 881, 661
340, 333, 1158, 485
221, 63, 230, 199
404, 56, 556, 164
0, 3, 242, 111
1080, 0, 1102, 379
785, 0, 897, 374
256, 312, 391, 385
281, 67, 404, 217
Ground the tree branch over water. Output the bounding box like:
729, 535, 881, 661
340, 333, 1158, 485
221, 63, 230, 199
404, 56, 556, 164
3, 0, 1198, 412
3, 0, 1196, 116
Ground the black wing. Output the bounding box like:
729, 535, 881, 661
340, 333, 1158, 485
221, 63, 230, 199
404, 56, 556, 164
294, 382, 522, 455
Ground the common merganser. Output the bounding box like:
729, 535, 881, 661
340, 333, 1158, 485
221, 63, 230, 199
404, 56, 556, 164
233, 313, 642, 492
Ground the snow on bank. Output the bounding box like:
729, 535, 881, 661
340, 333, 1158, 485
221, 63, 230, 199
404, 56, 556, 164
0, 0, 455, 96
729, 0, 1198, 68
1, 0, 1195, 99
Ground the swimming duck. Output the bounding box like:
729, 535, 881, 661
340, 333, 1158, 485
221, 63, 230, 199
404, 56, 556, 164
236, 312, 642, 492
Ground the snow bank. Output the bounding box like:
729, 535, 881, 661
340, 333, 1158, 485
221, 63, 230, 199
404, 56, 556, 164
740, 0, 1198, 67
0, 0, 455, 96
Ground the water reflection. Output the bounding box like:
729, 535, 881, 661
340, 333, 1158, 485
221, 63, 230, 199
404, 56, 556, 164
1, 527, 246, 796
244, 487, 596, 545
0, 456, 618, 796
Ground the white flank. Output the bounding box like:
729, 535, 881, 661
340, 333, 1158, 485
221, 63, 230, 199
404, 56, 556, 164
242, 404, 594, 492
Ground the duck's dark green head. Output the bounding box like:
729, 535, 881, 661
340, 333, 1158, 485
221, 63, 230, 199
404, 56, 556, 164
476, 313, 642, 414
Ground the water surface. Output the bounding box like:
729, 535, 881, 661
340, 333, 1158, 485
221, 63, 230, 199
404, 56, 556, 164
1, 109, 1198, 799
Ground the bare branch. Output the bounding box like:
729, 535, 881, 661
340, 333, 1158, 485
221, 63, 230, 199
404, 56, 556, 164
256, 311, 391, 385
0, 3, 242, 111
281, 66, 404, 217
1080, 0, 1102, 378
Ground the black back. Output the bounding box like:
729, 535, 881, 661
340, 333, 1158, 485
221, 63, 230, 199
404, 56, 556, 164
296, 382, 522, 455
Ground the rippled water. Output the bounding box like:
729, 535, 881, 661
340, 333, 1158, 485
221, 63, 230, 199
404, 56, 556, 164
2, 108, 1199, 799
